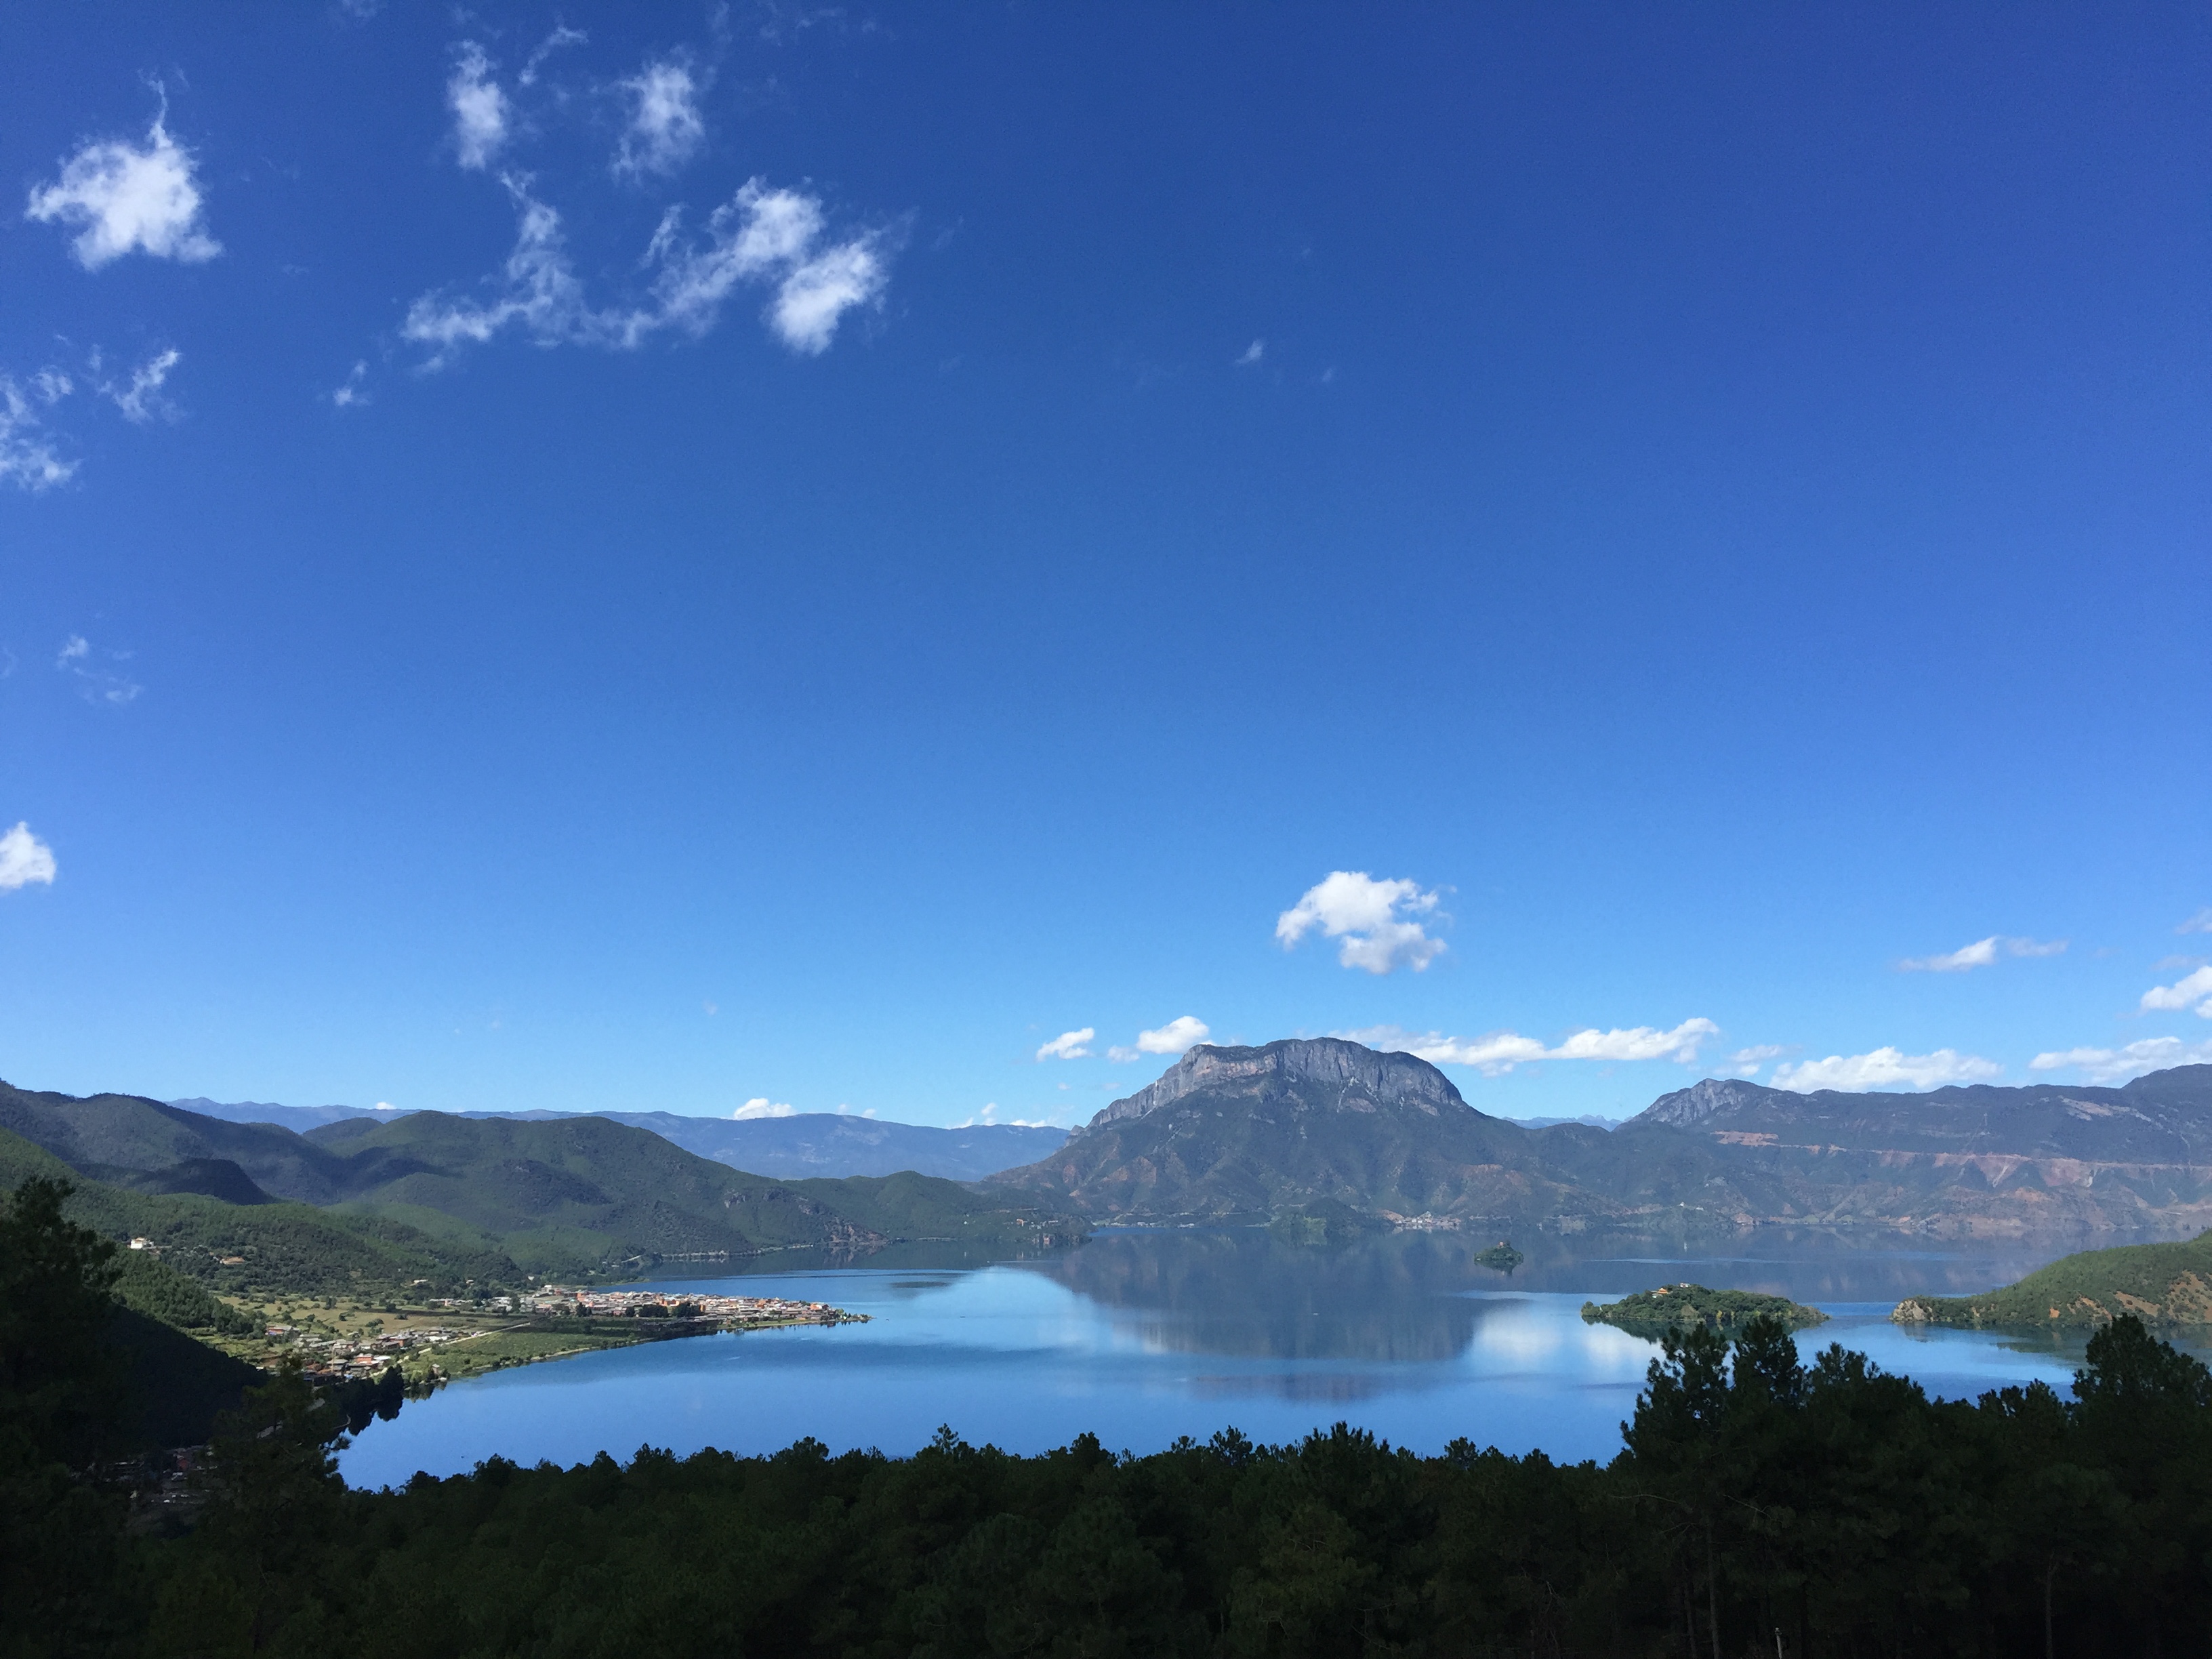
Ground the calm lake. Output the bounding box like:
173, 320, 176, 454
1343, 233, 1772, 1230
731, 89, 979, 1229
338, 1226, 2209, 1489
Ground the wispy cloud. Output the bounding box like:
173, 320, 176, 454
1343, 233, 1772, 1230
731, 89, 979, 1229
448, 43, 511, 171
403, 176, 895, 364
1351, 1018, 1719, 1076
0, 377, 75, 491
2179, 908, 2212, 936
733, 1097, 795, 1119
2141, 965, 2212, 1018
2031, 1037, 2212, 1086
1899, 935, 2066, 972
100, 347, 179, 422
1276, 872, 1446, 975
0, 823, 58, 891
1767, 1047, 2001, 1092
1036, 1027, 1094, 1061
56, 634, 142, 706
615, 56, 706, 177
518, 26, 588, 87
25, 104, 220, 269
1727, 1044, 1785, 1078
1234, 339, 1264, 366
330, 361, 370, 409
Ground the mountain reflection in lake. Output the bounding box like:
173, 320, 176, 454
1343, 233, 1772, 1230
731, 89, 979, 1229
338, 1226, 2209, 1490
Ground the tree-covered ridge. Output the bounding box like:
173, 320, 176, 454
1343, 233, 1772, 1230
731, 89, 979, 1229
1582, 1282, 1829, 1336
1896, 1227, 2212, 1330
3, 1084, 1090, 1287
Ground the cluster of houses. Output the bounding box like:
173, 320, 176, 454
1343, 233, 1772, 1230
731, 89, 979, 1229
527, 1287, 864, 1326
264, 1322, 475, 1378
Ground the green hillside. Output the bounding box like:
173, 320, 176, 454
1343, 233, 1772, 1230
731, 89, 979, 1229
1895, 1229, 2212, 1330
310, 1112, 1086, 1272
0, 1126, 523, 1298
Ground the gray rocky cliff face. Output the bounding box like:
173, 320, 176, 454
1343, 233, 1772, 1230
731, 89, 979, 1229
1086, 1038, 1467, 1131
1634, 1077, 1778, 1128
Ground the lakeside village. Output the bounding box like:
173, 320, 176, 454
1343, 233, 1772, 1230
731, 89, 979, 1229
237, 1278, 872, 1391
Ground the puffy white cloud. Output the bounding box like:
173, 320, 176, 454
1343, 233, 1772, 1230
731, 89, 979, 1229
1275, 872, 1446, 975
1900, 935, 2066, 972
649, 180, 891, 354
0, 377, 75, 491
2177, 908, 2212, 935
1137, 1016, 1210, 1055
2141, 965, 2212, 1018
733, 1097, 795, 1119
25, 110, 220, 269
1036, 1027, 1094, 1062
403, 176, 893, 365
615, 57, 706, 177
1768, 1047, 2002, 1092
0, 823, 58, 891
1353, 1018, 1718, 1076
2031, 1037, 2212, 1085
102, 347, 179, 422
448, 44, 511, 170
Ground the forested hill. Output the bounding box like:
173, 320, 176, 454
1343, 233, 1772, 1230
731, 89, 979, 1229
992, 1041, 2212, 1233
0, 1081, 1085, 1284
1897, 1228, 2212, 1330
171, 1097, 1069, 1182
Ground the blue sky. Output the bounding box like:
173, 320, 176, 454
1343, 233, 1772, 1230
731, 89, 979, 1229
2, 3, 2208, 1128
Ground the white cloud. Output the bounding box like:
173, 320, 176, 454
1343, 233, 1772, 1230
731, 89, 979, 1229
1900, 935, 2066, 972
615, 57, 706, 177
2177, 908, 2212, 935
25, 109, 220, 269
1353, 1018, 1719, 1076
2031, 1037, 2212, 1085
0, 823, 58, 891
519, 26, 588, 87
1136, 1015, 1210, 1055
403, 176, 894, 365
448, 44, 511, 170
1768, 1047, 2002, 1092
733, 1097, 795, 1119
55, 634, 141, 706
330, 361, 369, 409
1107, 1046, 1141, 1063
1235, 339, 1264, 366
1276, 871, 1446, 975
2141, 965, 2212, 1018
1036, 1027, 1094, 1061
1727, 1045, 1785, 1078
0, 377, 75, 491
101, 347, 179, 422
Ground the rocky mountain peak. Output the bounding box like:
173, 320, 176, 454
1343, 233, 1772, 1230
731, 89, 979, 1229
1634, 1076, 1778, 1128
1086, 1038, 1466, 1130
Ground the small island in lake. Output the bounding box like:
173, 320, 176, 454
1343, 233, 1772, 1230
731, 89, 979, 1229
1582, 1283, 1829, 1337
1473, 1241, 1523, 1274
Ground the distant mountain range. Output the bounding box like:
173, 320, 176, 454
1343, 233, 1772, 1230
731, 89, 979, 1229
1, 1080, 1086, 1290
168, 1099, 1067, 1181
991, 1039, 2212, 1236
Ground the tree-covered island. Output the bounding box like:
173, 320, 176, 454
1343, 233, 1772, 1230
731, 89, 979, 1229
1582, 1282, 1830, 1336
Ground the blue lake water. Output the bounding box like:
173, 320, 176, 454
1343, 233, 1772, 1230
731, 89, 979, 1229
339, 1226, 2209, 1488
